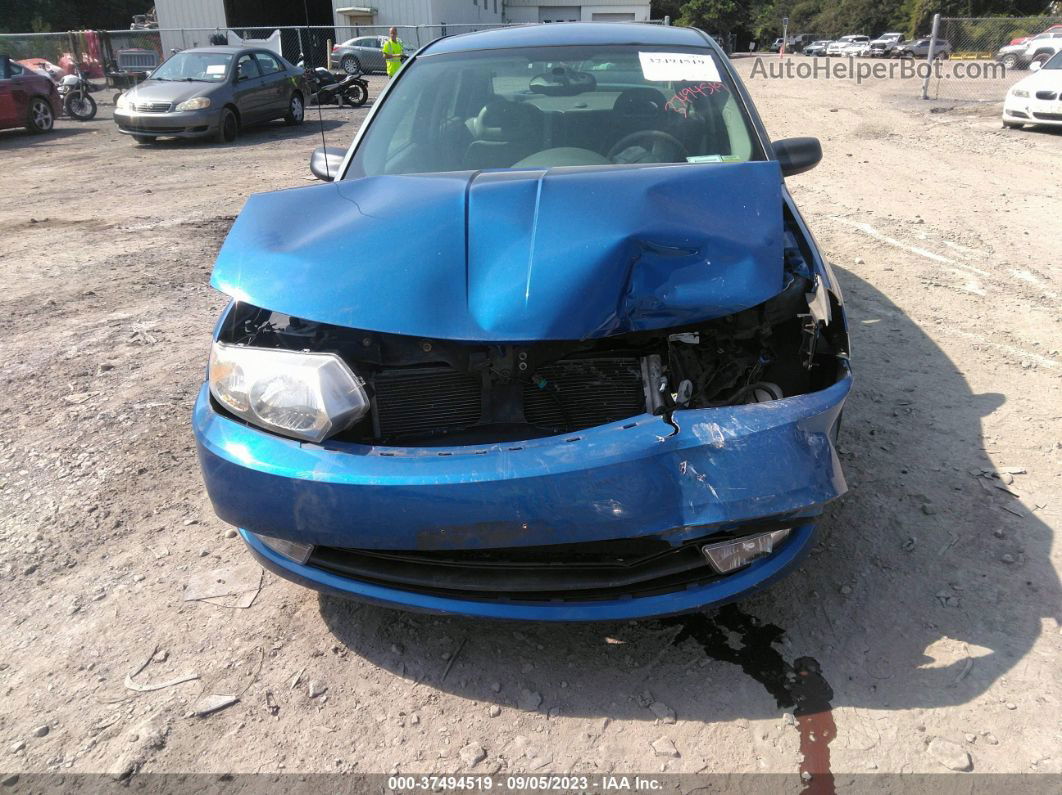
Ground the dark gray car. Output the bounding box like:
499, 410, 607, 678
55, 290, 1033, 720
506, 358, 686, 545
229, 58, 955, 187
113, 46, 308, 144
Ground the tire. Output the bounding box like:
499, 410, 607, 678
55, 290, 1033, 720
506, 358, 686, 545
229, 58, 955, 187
132, 134, 156, 144
340, 55, 361, 75
284, 92, 304, 125
1000, 54, 1020, 69
344, 82, 368, 108
215, 107, 238, 144
25, 97, 54, 133
64, 91, 97, 121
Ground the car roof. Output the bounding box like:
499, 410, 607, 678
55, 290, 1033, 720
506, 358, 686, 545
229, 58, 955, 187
424, 22, 710, 56
173, 46, 260, 54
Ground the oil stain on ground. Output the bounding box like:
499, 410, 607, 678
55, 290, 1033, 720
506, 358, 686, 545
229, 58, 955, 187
667, 604, 837, 793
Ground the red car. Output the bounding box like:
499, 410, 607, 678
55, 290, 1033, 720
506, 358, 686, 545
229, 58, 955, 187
0, 54, 62, 134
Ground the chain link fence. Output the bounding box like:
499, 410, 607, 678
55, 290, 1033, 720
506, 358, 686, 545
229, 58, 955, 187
921, 15, 1062, 102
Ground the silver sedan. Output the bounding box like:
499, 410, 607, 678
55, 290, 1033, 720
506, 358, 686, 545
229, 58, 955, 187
331, 36, 409, 74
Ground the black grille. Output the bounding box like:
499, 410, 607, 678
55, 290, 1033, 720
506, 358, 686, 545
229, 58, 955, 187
306, 526, 794, 603
1033, 112, 1062, 121
1035, 90, 1058, 100
372, 367, 481, 438
524, 356, 646, 432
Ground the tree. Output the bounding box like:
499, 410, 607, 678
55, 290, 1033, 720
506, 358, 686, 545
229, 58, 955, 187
678, 0, 750, 37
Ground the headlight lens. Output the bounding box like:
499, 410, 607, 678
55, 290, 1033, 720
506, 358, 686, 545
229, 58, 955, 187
116, 92, 131, 109
1010, 88, 1029, 97
208, 342, 369, 443
176, 96, 211, 111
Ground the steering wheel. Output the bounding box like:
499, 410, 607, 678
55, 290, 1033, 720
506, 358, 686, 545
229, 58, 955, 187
607, 130, 688, 163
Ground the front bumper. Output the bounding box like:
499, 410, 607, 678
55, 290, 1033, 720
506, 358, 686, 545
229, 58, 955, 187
193, 366, 851, 620
113, 107, 217, 137
1003, 98, 1062, 126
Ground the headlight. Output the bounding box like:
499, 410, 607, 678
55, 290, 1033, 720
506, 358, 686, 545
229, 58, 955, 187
1010, 88, 1029, 98
116, 93, 131, 109
176, 97, 211, 111
208, 342, 369, 443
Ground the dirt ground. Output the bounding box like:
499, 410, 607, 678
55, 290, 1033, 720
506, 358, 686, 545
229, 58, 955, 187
1, 63, 1060, 787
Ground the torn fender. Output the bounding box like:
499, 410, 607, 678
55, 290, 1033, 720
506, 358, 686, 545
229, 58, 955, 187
211, 161, 785, 341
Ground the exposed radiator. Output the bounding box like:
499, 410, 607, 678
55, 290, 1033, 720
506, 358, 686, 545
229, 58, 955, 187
523, 356, 646, 432
371, 367, 482, 439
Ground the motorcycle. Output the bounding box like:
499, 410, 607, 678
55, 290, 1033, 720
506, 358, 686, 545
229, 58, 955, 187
300, 61, 368, 108
58, 68, 97, 121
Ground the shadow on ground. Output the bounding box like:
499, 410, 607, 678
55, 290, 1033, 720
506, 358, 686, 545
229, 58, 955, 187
320, 266, 1060, 724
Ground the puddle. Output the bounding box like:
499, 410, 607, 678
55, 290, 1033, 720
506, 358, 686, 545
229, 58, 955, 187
667, 604, 836, 793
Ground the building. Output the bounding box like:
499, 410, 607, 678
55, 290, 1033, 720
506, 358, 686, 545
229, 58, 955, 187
504, 0, 649, 23
153, 0, 652, 53
332, 0, 502, 29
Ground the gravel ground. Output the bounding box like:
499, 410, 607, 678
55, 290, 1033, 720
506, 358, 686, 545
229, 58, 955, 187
0, 66, 1059, 784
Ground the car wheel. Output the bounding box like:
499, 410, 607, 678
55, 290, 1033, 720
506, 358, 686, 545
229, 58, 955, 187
25, 97, 55, 133
341, 55, 361, 75
284, 92, 304, 125
1000, 54, 1020, 69
132, 134, 156, 144
215, 107, 238, 144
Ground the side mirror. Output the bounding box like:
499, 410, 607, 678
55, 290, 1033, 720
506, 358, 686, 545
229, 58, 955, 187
310, 146, 346, 181
772, 136, 822, 177
1029, 61, 1042, 72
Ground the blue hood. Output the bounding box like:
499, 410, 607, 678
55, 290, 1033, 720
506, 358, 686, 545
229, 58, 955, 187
211, 161, 785, 341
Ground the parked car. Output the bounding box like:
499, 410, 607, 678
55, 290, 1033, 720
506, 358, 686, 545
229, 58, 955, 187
996, 31, 1062, 70
1007, 23, 1062, 47
113, 46, 307, 144
1003, 50, 1062, 129
0, 54, 62, 134
868, 32, 905, 57
194, 23, 852, 621
802, 40, 832, 56
826, 35, 868, 56
789, 34, 823, 53
895, 38, 952, 59
841, 37, 872, 57
332, 35, 410, 74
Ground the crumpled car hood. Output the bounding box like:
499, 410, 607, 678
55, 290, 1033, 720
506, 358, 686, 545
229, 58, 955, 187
211, 161, 784, 341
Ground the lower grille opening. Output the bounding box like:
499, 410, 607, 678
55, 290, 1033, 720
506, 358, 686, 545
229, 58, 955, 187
305, 526, 794, 603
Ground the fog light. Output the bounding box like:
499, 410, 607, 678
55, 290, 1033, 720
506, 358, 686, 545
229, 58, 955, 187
252, 532, 313, 564
702, 529, 790, 573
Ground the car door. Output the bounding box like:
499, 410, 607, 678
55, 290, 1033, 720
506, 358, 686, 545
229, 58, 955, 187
232, 52, 266, 122
0, 57, 19, 128
253, 51, 288, 118
362, 37, 385, 72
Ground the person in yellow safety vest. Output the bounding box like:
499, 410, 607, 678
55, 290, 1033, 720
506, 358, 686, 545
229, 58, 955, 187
382, 27, 404, 78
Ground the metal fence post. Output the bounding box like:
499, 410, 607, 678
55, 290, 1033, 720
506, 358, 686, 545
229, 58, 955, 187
921, 12, 941, 99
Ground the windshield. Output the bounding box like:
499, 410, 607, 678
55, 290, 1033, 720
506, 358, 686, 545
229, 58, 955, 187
347, 44, 760, 178
151, 52, 233, 82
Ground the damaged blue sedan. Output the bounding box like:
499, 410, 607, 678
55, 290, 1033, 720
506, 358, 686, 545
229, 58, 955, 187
194, 23, 852, 621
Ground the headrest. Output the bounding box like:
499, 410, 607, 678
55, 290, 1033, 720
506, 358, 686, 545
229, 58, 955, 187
613, 87, 667, 117
470, 99, 543, 142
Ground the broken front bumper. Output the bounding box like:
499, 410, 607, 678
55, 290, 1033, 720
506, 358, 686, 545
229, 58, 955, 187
193, 364, 851, 620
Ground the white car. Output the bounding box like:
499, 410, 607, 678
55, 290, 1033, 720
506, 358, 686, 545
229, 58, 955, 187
868, 32, 905, 57
827, 35, 869, 56
1003, 51, 1062, 128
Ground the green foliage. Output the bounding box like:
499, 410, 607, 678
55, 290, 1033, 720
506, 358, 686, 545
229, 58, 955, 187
0, 0, 147, 33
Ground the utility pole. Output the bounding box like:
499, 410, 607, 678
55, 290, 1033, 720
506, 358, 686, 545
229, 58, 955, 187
781, 16, 789, 56
921, 13, 941, 100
